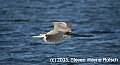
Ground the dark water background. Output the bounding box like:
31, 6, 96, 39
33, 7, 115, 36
0, 0, 120, 65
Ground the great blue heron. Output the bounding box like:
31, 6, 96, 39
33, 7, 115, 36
32, 22, 93, 43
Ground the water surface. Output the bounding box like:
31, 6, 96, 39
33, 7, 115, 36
0, 0, 120, 65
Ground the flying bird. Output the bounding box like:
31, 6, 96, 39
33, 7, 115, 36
32, 22, 93, 43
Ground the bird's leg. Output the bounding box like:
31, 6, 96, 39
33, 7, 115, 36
78, 34, 94, 37
65, 32, 94, 37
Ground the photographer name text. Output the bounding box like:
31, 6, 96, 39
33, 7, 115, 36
50, 58, 118, 63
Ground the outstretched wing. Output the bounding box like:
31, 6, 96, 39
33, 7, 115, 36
52, 22, 72, 32
44, 30, 65, 43
66, 22, 72, 28
43, 22, 72, 43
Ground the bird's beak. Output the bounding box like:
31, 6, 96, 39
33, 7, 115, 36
32, 35, 43, 38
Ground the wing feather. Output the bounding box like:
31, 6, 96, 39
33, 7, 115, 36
52, 22, 72, 32
45, 30, 65, 43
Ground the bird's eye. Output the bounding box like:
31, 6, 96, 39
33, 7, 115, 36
46, 35, 49, 38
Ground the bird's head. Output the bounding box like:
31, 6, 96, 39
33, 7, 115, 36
32, 34, 46, 38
